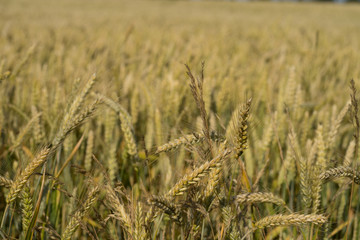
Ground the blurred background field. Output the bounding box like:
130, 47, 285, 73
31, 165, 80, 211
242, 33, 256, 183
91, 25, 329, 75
1, 0, 360, 239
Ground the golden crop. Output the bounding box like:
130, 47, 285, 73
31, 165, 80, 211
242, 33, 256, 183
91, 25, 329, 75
1, 0, 360, 239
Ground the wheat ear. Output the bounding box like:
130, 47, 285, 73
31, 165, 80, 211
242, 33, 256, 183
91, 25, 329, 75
7, 147, 50, 204
62, 74, 96, 127
119, 111, 138, 157
186, 63, 212, 149
10, 112, 41, 150
20, 185, 33, 232
134, 202, 146, 240
226, 98, 252, 158
61, 185, 99, 240
84, 130, 94, 171
31, 106, 44, 144
311, 124, 326, 213
204, 140, 228, 197
0, 175, 13, 188
155, 131, 224, 154
236, 192, 286, 207
343, 140, 355, 167
94, 93, 138, 157
155, 133, 205, 154
52, 99, 99, 149
167, 149, 231, 198
320, 166, 360, 184
149, 196, 182, 223
104, 184, 132, 235
254, 213, 327, 229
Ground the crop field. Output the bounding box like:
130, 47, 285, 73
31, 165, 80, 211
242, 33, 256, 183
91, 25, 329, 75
1, 0, 360, 239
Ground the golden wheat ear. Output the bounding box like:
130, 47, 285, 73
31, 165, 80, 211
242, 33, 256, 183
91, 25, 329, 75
254, 213, 327, 229
93, 93, 138, 157
20, 185, 33, 233
186, 63, 213, 150
320, 166, 360, 184
61, 185, 99, 240
149, 196, 182, 223
6, 146, 50, 204
0, 175, 13, 188
235, 192, 286, 207
155, 133, 205, 154
104, 184, 132, 235
167, 149, 231, 199
226, 98, 252, 158
155, 130, 224, 155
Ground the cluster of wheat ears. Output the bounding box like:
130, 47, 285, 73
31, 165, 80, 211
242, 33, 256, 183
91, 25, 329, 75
0, 60, 360, 239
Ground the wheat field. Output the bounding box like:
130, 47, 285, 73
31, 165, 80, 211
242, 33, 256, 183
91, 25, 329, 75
1, 0, 360, 239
